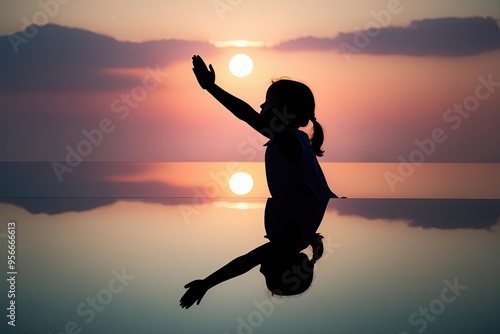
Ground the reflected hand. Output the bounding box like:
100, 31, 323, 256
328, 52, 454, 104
180, 279, 208, 309
192, 55, 215, 90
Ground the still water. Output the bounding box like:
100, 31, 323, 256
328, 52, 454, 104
0, 197, 498, 334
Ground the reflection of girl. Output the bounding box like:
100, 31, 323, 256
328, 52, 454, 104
180, 198, 329, 309
261, 198, 330, 295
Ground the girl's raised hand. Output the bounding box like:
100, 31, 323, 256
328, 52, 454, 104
192, 55, 215, 90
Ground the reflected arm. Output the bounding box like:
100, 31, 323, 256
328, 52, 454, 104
180, 243, 271, 309
203, 243, 270, 289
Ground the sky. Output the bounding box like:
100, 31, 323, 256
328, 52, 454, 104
1, 0, 499, 42
1, 0, 500, 201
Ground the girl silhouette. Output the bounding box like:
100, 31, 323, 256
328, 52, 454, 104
180, 56, 339, 308
190, 55, 338, 198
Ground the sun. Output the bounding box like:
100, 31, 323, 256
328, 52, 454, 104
229, 172, 254, 195
229, 54, 253, 78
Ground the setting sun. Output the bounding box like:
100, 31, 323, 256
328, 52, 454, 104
229, 172, 254, 195
229, 54, 253, 77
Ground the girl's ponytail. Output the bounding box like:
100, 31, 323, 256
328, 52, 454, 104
268, 79, 325, 156
310, 118, 325, 157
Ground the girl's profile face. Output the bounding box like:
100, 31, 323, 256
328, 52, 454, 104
259, 89, 283, 120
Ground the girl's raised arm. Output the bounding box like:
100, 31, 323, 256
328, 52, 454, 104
192, 55, 278, 138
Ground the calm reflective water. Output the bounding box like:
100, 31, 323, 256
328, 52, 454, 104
0, 197, 499, 334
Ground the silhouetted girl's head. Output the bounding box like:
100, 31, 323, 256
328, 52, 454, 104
260, 234, 325, 296
264, 79, 325, 156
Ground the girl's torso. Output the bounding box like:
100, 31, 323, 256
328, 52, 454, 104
265, 129, 336, 198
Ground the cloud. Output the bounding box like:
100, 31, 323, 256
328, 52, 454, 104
329, 198, 500, 230
274, 17, 500, 56
0, 24, 216, 91
272, 36, 338, 51
1, 17, 498, 91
